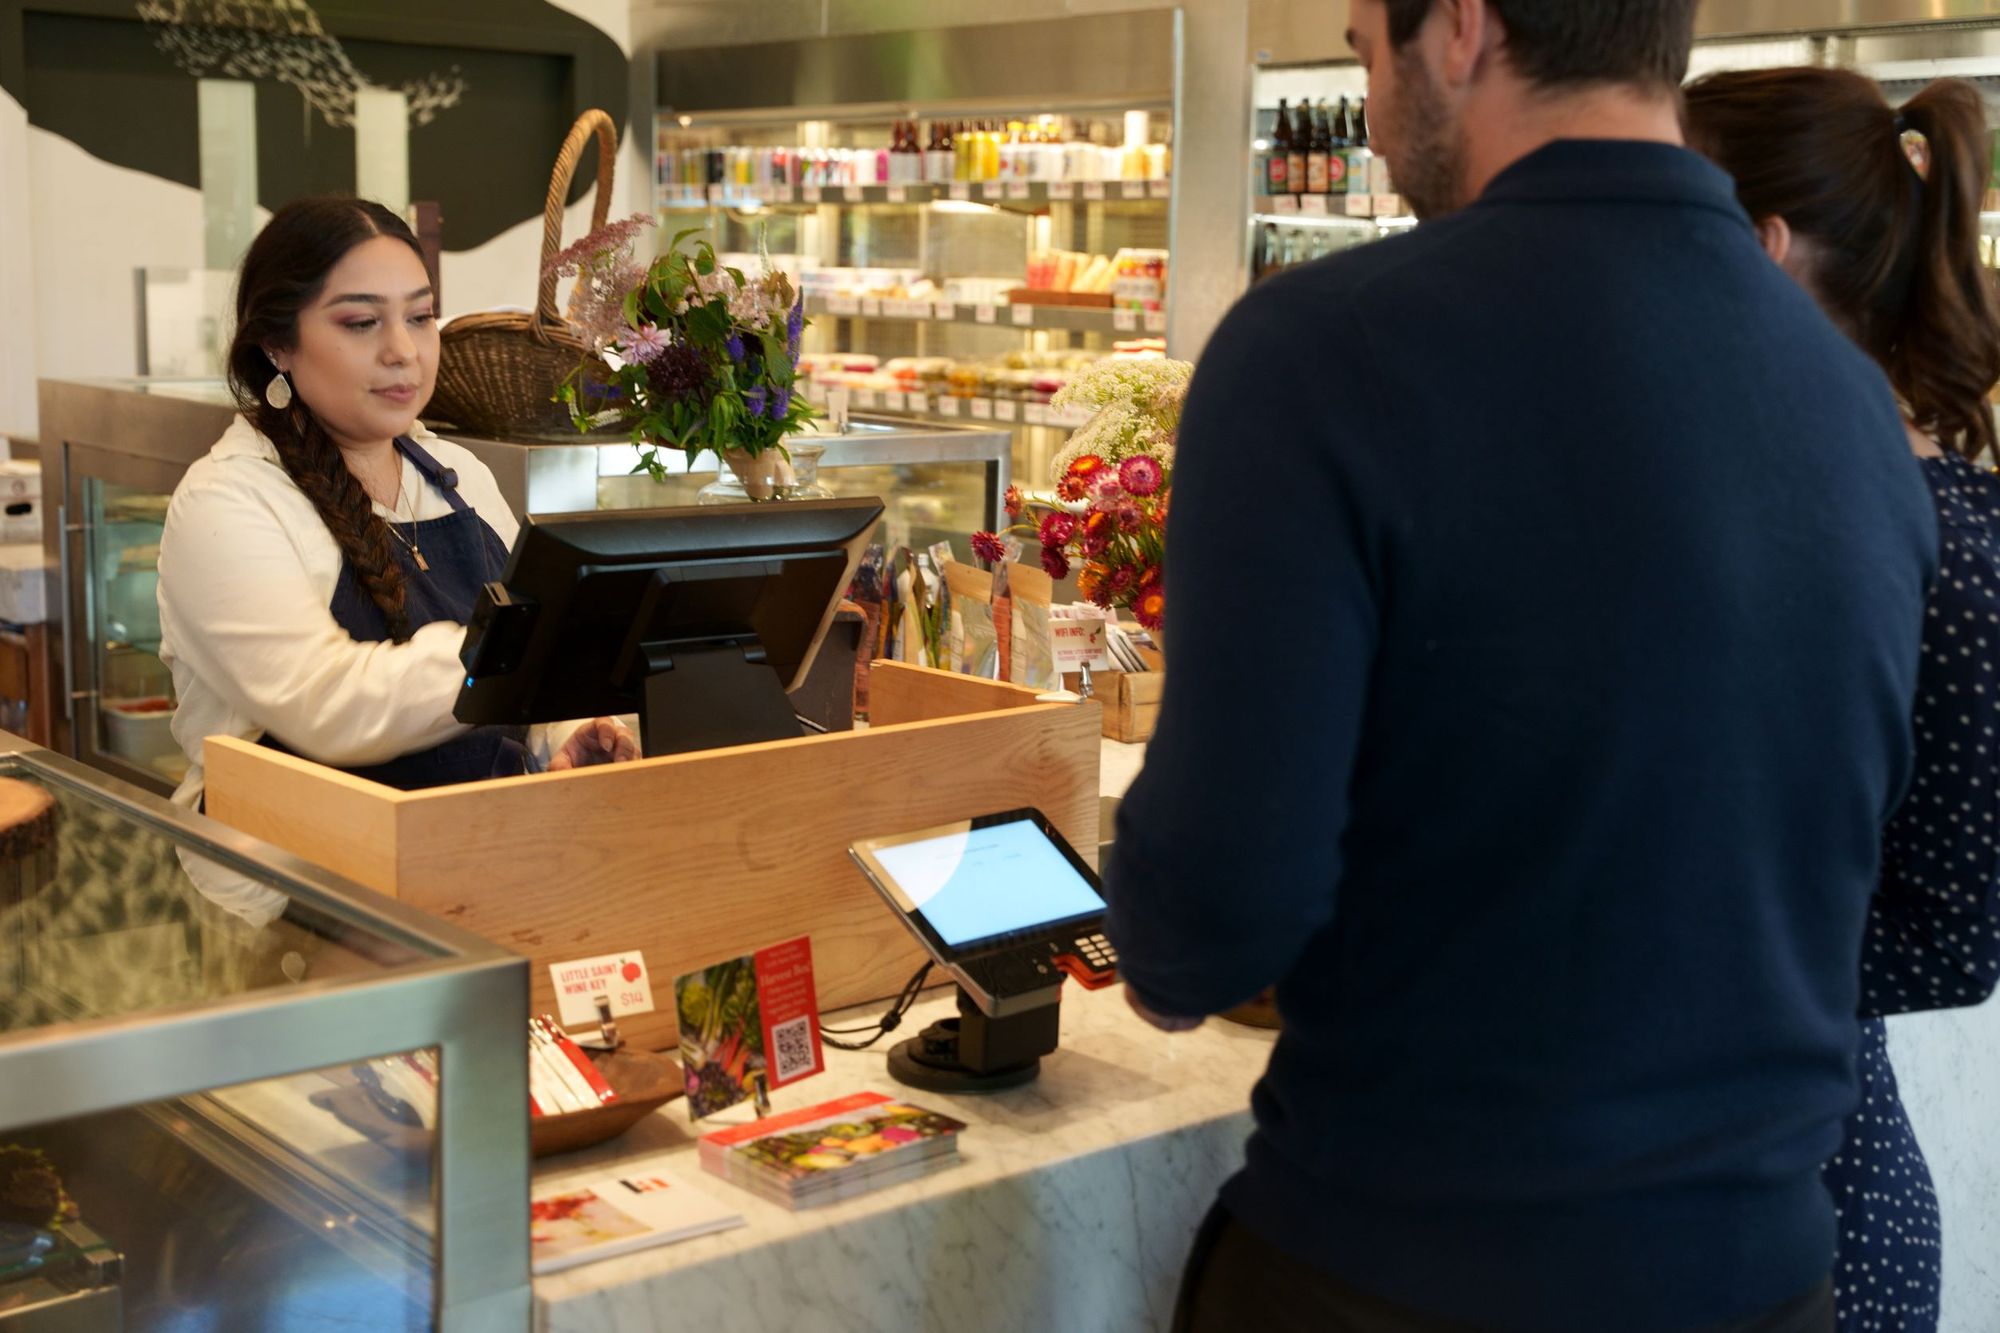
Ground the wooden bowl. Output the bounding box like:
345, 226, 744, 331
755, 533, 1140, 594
310, 1048, 685, 1160
530, 1048, 684, 1158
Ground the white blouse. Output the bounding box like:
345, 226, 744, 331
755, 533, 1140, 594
158, 415, 549, 813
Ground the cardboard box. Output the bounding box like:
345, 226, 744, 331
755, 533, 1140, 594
0, 543, 53, 625
0, 462, 41, 546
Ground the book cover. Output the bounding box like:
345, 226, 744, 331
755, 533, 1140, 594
674, 936, 825, 1120
529, 1164, 744, 1275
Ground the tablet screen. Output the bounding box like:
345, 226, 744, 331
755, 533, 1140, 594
865, 817, 1103, 951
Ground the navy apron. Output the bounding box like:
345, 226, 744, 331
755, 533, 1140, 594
263, 436, 531, 790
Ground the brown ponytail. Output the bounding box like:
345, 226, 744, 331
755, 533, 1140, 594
225, 196, 418, 637
1685, 69, 2000, 462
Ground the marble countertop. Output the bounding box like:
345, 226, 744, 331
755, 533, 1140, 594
532, 970, 1272, 1332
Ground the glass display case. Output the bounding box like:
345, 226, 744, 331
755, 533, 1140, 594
0, 732, 528, 1331
37, 378, 1010, 794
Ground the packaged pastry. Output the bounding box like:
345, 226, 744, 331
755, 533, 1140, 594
944, 561, 999, 679
1007, 563, 1059, 692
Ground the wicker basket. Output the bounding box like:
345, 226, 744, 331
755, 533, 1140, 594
426, 108, 618, 437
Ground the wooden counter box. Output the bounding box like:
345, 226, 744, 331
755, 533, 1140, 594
203, 663, 1100, 1052
1064, 670, 1164, 744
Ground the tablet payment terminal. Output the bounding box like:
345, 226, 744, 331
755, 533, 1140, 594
849, 809, 1118, 1019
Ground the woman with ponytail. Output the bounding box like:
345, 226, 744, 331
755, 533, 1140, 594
158, 197, 635, 854
1686, 71, 2000, 1333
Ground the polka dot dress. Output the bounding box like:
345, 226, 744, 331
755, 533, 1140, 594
1829, 451, 2000, 1333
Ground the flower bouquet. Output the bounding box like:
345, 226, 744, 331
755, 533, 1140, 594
973, 358, 1190, 636
550, 218, 815, 498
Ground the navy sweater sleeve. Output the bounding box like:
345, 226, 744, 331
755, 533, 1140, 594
1103, 280, 1387, 1016
1861, 454, 2000, 1017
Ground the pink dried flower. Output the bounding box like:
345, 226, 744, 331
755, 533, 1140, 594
1119, 454, 1163, 497
1115, 502, 1143, 533
1110, 565, 1137, 595
1041, 546, 1071, 580
970, 531, 1007, 565
1004, 485, 1026, 520
543, 213, 654, 279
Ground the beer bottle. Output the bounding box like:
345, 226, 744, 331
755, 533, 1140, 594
1305, 101, 1330, 195
1287, 104, 1308, 195
1348, 98, 1374, 201
1268, 100, 1292, 195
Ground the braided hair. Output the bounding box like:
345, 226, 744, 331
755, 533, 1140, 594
225, 196, 420, 637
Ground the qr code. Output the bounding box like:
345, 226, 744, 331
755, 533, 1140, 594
771, 1015, 817, 1083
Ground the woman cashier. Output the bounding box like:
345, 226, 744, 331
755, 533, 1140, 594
158, 196, 637, 903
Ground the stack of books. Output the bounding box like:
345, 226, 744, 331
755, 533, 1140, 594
529, 1160, 744, 1275
697, 1091, 967, 1210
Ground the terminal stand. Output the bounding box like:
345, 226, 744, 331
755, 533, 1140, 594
887, 985, 1063, 1094
635, 639, 802, 757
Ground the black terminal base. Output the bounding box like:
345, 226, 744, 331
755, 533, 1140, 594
638, 640, 802, 757
886, 986, 1061, 1094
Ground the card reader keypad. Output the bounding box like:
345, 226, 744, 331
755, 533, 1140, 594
1070, 933, 1116, 970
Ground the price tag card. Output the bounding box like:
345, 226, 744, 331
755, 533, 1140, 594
1011, 304, 1035, 327
1345, 192, 1374, 217
1007, 181, 1031, 201
974, 304, 998, 325
1143, 311, 1167, 335
982, 180, 1004, 200
860, 297, 882, 318
1374, 193, 1404, 218
1052, 616, 1111, 673
839, 184, 862, 201
771, 185, 795, 204
906, 393, 930, 414
1272, 194, 1299, 215
1083, 181, 1108, 201
1121, 180, 1148, 199
1150, 179, 1173, 199
827, 294, 860, 317
1053, 405, 1094, 429
937, 395, 962, 417
802, 185, 823, 203
994, 399, 1019, 422
854, 389, 879, 409
933, 301, 958, 321
886, 185, 908, 203
551, 951, 657, 1028
1024, 403, 1050, 425
1302, 194, 1329, 216
882, 390, 906, 411
706, 184, 724, 202
1113, 308, 1139, 332
950, 182, 971, 201
1049, 181, 1075, 200
970, 397, 994, 420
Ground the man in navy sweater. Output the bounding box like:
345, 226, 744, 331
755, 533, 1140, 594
1105, 3, 1938, 1330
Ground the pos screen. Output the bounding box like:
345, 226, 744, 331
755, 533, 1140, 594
854, 811, 1105, 956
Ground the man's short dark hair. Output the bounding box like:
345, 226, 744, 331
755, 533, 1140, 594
1384, 0, 1698, 90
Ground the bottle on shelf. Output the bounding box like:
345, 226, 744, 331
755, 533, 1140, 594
1305, 101, 1330, 195
1286, 105, 1308, 195
1329, 98, 1353, 196
896, 120, 923, 185
1268, 99, 1293, 195
929, 122, 953, 184
1349, 99, 1374, 200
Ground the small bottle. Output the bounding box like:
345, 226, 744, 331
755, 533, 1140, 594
1305, 101, 1330, 195
1286, 106, 1308, 195
1267, 99, 1292, 196
593, 993, 621, 1050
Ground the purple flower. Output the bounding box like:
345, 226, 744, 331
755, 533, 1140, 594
1118, 454, 1164, 497
725, 333, 745, 363
767, 385, 791, 420
647, 340, 713, 403
745, 385, 767, 416
786, 299, 805, 360
617, 323, 671, 365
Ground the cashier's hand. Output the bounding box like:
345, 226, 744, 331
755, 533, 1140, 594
549, 718, 640, 771
1126, 987, 1203, 1034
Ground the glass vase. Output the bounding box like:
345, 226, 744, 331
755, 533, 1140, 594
695, 443, 834, 504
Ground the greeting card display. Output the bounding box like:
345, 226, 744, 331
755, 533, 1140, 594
674, 936, 824, 1120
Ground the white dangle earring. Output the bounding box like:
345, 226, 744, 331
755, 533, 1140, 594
264, 351, 293, 409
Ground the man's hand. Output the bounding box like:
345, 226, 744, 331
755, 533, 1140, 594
1126, 985, 1204, 1033
549, 718, 640, 771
